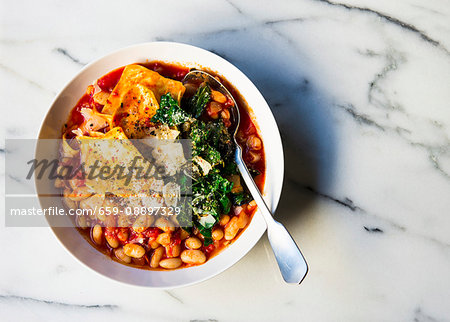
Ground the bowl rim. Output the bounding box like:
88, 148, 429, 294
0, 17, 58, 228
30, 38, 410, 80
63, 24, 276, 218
36, 41, 285, 288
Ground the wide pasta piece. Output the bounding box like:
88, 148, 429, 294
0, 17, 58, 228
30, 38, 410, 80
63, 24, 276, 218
112, 84, 160, 138
101, 64, 186, 138
76, 127, 159, 196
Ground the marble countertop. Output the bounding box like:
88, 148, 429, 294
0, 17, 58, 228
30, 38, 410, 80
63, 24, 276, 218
1, 0, 449, 321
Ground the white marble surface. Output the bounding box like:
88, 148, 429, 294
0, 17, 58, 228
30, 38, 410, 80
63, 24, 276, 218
1, 0, 450, 321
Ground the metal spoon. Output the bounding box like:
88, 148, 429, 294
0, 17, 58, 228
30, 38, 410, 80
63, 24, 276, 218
183, 70, 308, 284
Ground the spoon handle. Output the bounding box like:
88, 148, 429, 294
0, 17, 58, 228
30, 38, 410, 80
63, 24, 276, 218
235, 147, 308, 284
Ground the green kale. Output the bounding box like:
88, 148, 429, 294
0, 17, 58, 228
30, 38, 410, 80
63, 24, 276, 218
196, 222, 213, 246
220, 195, 231, 214
221, 161, 238, 175
188, 84, 211, 118
232, 192, 252, 206
189, 120, 234, 168
191, 172, 233, 241
190, 121, 208, 156
206, 121, 234, 161
202, 145, 222, 166
151, 93, 190, 126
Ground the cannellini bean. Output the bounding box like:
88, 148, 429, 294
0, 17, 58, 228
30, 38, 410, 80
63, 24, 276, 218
159, 258, 182, 269
219, 214, 230, 226
149, 240, 160, 249
117, 228, 129, 242
247, 151, 261, 164
246, 135, 262, 151
212, 228, 224, 241
236, 130, 245, 144
166, 244, 181, 257
207, 102, 222, 119
105, 235, 119, 248
180, 229, 190, 240
185, 237, 202, 250
150, 246, 165, 268
114, 247, 131, 264
180, 250, 206, 265
220, 109, 230, 120
155, 218, 175, 232
247, 200, 257, 212
123, 243, 146, 258
224, 216, 240, 240
92, 224, 103, 245
236, 212, 249, 229
211, 90, 227, 104
156, 232, 171, 246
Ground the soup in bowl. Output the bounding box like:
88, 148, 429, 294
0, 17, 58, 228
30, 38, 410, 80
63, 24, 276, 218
36, 42, 283, 287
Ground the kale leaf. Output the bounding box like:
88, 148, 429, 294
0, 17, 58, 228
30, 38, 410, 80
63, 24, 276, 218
232, 192, 252, 206
206, 121, 234, 162
191, 172, 233, 242
196, 223, 213, 246
202, 145, 222, 166
221, 161, 238, 175
190, 121, 209, 156
190, 120, 234, 168
151, 93, 191, 126
188, 84, 211, 118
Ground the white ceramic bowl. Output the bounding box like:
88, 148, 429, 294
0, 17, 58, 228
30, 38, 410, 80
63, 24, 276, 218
36, 42, 284, 288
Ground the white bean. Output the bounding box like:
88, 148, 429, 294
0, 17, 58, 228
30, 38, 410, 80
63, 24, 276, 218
159, 258, 182, 269
224, 216, 240, 240
156, 232, 171, 246
114, 247, 131, 264
92, 224, 103, 245
211, 90, 227, 104
212, 228, 224, 241
180, 250, 206, 265
246, 135, 262, 151
150, 240, 160, 249
155, 218, 175, 232
123, 243, 146, 258
166, 244, 181, 258
150, 246, 165, 268
105, 235, 119, 248
219, 214, 230, 226
185, 237, 202, 250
